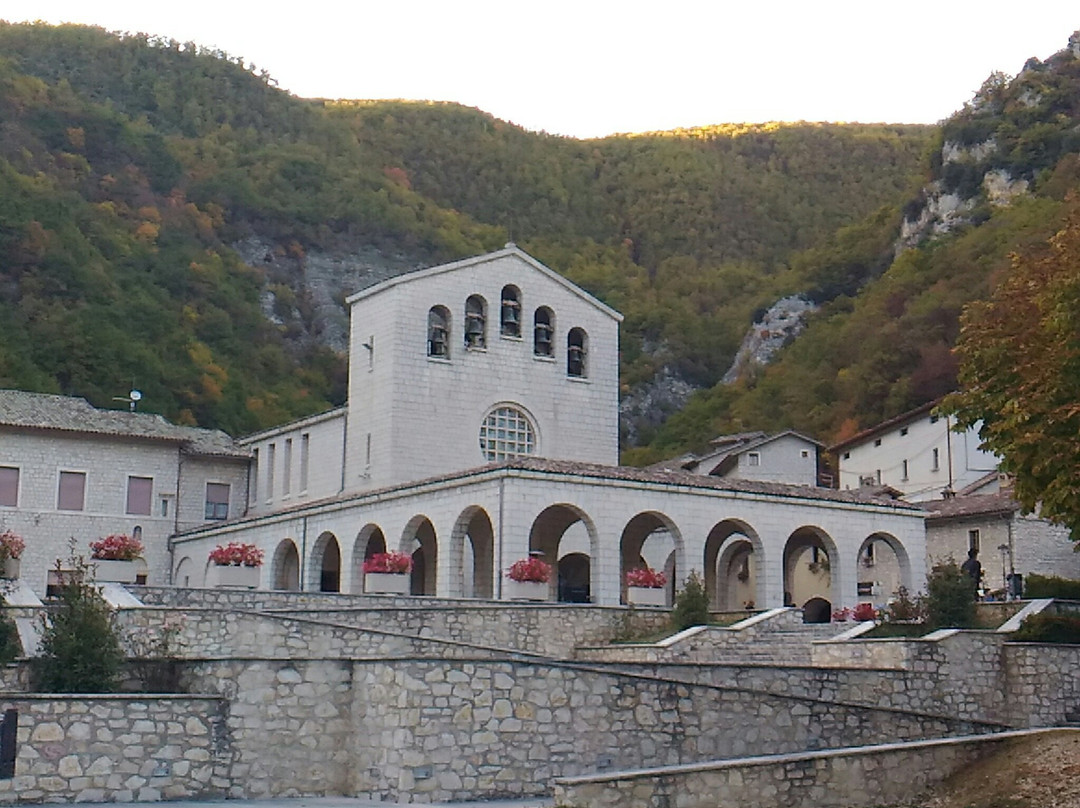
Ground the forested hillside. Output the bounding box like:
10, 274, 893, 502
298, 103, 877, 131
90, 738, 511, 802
2, 21, 1076, 458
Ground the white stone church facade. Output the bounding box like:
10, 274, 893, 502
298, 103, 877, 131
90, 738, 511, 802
1, 247, 926, 611
173, 247, 926, 610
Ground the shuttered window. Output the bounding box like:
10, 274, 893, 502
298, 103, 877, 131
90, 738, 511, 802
58, 471, 86, 511
0, 468, 18, 507
205, 483, 230, 520
126, 476, 153, 515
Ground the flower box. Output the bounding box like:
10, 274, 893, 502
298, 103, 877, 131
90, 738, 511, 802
505, 579, 548, 601
627, 585, 667, 607
364, 572, 410, 595
214, 564, 260, 589
93, 559, 137, 584
1, 557, 20, 580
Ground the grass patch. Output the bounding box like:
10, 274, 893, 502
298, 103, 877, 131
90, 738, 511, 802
862, 622, 929, 639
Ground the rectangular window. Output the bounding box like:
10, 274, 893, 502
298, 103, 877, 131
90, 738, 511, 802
300, 433, 310, 492
126, 476, 153, 515
58, 471, 86, 511
266, 443, 276, 501
968, 529, 980, 553
874, 438, 882, 447
932, 447, 940, 471
0, 467, 18, 507
747, 452, 761, 467
205, 482, 230, 521
901, 460, 909, 481
251, 448, 259, 506
160, 498, 170, 518
900, 427, 909, 436
365, 433, 372, 469
843, 452, 850, 460
800, 449, 810, 458
283, 438, 293, 496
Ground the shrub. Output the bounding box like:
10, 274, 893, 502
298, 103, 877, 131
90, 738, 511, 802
926, 560, 978, 629
89, 533, 143, 561
1023, 574, 1080, 600
852, 602, 878, 622
1011, 613, 1080, 644
34, 553, 123, 692
209, 542, 264, 567
882, 585, 927, 623
0, 611, 19, 664
507, 557, 552, 583
625, 567, 667, 588
671, 570, 710, 630
362, 551, 412, 575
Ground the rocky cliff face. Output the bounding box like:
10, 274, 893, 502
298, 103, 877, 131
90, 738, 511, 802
721, 296, 818, 384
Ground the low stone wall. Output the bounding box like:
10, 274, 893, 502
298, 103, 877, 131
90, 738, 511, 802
348, 658, 1000, 803
575, 609, 842, 665
553, 729, 1068, 808
0, 694, 229, 804
115, 608, 534, 662
1006, 643, 1080, 725
128, 587, 672, 658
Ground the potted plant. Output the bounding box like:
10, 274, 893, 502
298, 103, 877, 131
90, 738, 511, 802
90, 533, 144, 583
362, 551, 412, 595
505, 556, 551, 601
208, 542, 264, 588
625, 566, 668, 607
0, 530, 25, 579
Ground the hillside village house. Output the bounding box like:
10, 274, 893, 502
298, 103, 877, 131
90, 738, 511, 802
2, 247, 927, 614
830, 400, 998, 501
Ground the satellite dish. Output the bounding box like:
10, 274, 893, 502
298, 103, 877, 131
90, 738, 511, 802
113, 389, 143, 412
130, 390, 142, 402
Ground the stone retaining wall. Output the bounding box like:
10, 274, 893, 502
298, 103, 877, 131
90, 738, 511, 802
348, 658, 1000, 803
0, 695, 229, 804
553, 730, 1070, 808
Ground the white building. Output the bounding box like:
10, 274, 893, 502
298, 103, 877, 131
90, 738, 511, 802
830, 400, 998, 502
0, 391, 248, 593
655, 430, 823, 487
171, 247, 927, 613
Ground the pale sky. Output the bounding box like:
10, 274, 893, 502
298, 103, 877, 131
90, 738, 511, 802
4, 1, 1078, 138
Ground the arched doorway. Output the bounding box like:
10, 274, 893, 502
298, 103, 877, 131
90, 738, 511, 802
619, 512, 682, 606
351, 524, 387, 593
558, 553, 591, 602
271, 539, 301, 590
856, 532, 911, 606
528, 504, 598, 602
450, 507, 495, 599
174, 556, 195, 588
783, 526, 838, 621
309, 532, 341, 592
401, 516, 437, 596
704, 519, 764, 610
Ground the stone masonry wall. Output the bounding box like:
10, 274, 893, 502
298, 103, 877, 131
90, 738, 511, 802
348, 658, 998, 803
0, 695, 229, 804
554, 731, 1053, 808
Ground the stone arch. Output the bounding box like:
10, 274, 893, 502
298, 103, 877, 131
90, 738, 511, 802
449, 506, 494, 599
704, 519, 764, 610
783, 525, 839, 615
271, 539, 301, 591
528, 503, 599, 602
619, 511, 683, 606
309, 531, 341, 592
174, 555, 195, 588
350, 523, 387, 594
400, 515, 437, 596
856, 531, 912, 605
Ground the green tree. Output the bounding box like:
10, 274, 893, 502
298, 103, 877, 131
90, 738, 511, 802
944, 203, 1080, 540
925, 560, 978, 629
34, 551, 124, 692
671, 570, 710, 631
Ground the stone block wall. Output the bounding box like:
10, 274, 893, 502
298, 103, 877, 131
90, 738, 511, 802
348, 658, 998, 803
554, 731, 1043, 808
1005, 644, 1080, 725
181, 659, 354, 799
0, 695, 228, 803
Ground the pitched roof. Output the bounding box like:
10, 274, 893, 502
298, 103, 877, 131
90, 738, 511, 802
0, 390, 248, 458
343, 245, 624, 322
923, 491, 1019, 522
828, 399, 943, 453
655, 430, 823, 477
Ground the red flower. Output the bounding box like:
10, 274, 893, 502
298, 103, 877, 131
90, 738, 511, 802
625, 567, 667, 589
90, 533, 144, 561
209, 542, 264, 567
853, 602, 878, 622
0, 530, 25, 561
362, 552, 412, 574
507, 557, 551, 583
